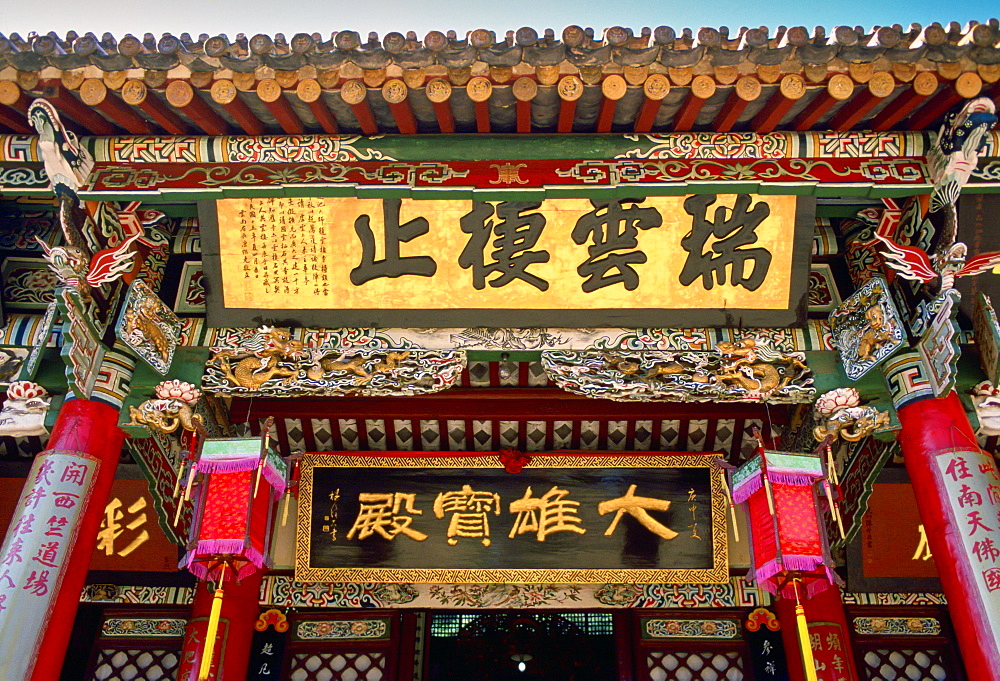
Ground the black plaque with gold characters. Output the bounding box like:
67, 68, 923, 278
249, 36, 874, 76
295, 454, 728, 584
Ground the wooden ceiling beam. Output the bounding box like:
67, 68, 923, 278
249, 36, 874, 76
165, 80, 229, 135
210, 79, 266, 135
257, 78, 304, 134
0, 81, 31, 115
713, 76, 761, 132
0, 105, 32, 133
40, 81, 119, 135
869, 72, 939, 131
78, 79, 156, 134
791, 74, 855, 131
827, 72, 895, 130
906, 73, 983, 130
513, 77, 537, 134
425, 78, 455, 133
340, 81, 379, 135
120, 79, 189, 134
596, 75, 626, 133
557, 75, 583, 133
633, 74, 670, 133
232, 388, 786, 423
749, 75, 807, 134
296, 79, 339, 134
468, 77, 492, 133
672, 76, 716, 131
382, 79, 417, 134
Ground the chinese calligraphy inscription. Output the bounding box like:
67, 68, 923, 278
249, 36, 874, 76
211, 195, 809, 328
297, 455, 728, 584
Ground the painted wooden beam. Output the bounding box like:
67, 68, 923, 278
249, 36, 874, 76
869, 72, 939, 131
513, 77, 536, 134
828, 71, 895, 130
231, 388, 783, 423
296, 79, 338, 134
906, 72, 983, 130
633, 74, 670, 133
672, 75, 716, 131
78, 78, 155, 134
210, 79, 266, 135
382, 79, 416, 134
556, 75, 583, 133
340, 80, 379, 135
792, 73, 855, 131
164, 80, 229, 135
425, 78, 454, 133
0, 105, 32, 133
596, 74, 626, 133
40, 81, 119, 135
257, 78, 304, 134
713, 76, 761, 132
468, 77, 492, 134
750, 75, 806, 134
0, 80, 31, 115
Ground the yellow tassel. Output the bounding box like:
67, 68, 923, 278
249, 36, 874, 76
198, 566, 227, 681
793, 580, 819, 681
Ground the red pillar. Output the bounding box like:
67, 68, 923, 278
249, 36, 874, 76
896, 391, 1000, 679
774, 585, 861, 681
0, 399, 125, 681
177, 570, 262, 681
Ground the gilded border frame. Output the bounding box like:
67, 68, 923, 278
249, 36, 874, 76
295, 454, 729, 584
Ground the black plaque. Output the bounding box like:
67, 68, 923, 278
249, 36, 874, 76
295, 454, 728, 584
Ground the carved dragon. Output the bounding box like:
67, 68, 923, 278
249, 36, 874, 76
122, 294, 171, 364
813, 406, 891, 442
126, 398, 204, 434
714, 339, 809, 395
208, 326, 305, 390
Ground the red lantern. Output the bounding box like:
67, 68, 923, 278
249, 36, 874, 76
730, 449, 840, 681
183, 429, 286, 679
730, 449, 838, 598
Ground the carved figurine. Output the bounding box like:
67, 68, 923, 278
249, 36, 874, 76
122, 294, 172, 366
0, 381, 51, 438
125, 379, 204, 434
856, 305, 895, 362
813, 387, 891, 442
208, 326, 306, 390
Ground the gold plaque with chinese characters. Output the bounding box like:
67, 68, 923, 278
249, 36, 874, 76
203, 194, 813, 328
295, 454, 728, 584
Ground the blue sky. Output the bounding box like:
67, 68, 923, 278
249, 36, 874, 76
2, 0, 996, 38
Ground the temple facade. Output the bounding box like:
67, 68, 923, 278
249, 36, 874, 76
0, 17, 999, 681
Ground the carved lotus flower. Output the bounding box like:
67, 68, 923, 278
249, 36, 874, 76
665, 621, 682, 634
973, 380, 1000, 396
814, 387, 860, 415
154, 379, 201, 405
6, 381, 47, 400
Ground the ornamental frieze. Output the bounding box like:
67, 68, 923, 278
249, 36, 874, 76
541, 339, 814, 403
202, 326, 465, 397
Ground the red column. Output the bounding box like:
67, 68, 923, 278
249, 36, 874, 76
896, 391, 1000, 679
0, 399, 125, 681
774, 585, 861, 681
177, 571, 262, 681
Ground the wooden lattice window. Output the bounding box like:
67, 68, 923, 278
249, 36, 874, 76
287, 651, 386, 681
860, 648, 949, 681
646, 650, 745, 681
89, 648, 180, 681
849, 606, 965, 681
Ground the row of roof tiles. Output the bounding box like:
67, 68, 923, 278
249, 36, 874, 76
2, 21, 1000, 73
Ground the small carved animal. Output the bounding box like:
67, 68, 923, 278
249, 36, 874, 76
126, 397, 204, 434
813, 406, 891, 442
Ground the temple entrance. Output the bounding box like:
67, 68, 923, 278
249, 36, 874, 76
428, 612, 616, 681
